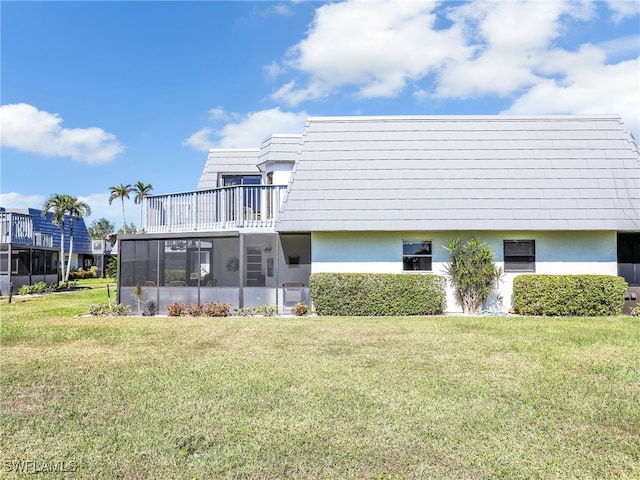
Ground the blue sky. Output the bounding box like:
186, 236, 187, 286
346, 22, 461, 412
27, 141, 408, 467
1, 0, 638, 230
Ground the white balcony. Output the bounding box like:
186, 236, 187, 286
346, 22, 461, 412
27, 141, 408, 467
144, 185, 288, 233
1, 212, 34, 245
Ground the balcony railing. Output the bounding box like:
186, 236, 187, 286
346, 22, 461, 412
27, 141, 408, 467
144, 185, 288, 233
92, 239, 113, 253
1, 212, 34, 245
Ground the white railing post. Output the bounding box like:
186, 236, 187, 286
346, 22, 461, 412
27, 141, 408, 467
193, 191, 198, 230
142, 184, 289, 233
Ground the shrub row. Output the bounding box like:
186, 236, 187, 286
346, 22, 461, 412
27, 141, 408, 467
69, 267, 98, 280
512, 274, 627, 316
309, 273, 446, 316
166, 302, 231, 317
18, 282, 59, 295
88, 303, 131, 316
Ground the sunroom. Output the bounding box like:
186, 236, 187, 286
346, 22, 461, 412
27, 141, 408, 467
117, 231, 311, 314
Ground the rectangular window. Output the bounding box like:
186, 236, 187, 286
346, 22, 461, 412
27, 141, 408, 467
403, 241, 432, 271
222, 175, 261, 186
504, 240, 535, 272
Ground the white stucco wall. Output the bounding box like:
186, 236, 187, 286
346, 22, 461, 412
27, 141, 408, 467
311, 231, 618, 313
265, 163, 293, 186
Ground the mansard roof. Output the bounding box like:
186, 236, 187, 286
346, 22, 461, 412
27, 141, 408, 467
198, 149, 260, 190
275, 115, 640, 232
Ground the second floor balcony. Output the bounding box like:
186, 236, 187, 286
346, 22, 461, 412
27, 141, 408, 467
144, 185, 288, 233
0, 212, 54, 247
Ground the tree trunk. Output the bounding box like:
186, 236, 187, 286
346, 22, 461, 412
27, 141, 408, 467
65, 236, 73, 284
59, 230, 65, 286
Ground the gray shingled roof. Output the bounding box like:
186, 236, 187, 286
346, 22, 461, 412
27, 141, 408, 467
276, 115, 640, 232
198, 149, 260, 190
257, 134, 302, 168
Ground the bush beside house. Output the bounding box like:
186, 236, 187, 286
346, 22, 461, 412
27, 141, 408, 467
512, 274, 627, 316
309, 273, 446, 316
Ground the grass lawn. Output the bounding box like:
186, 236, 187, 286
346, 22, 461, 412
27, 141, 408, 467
1, 285, 639, 479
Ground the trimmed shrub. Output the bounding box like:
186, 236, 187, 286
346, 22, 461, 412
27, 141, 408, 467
234, 306, 256, 317
88, 303, 131, 316
164, 270, 186, 283
291, 302, 310, 316
309, 273, 446, 316
69, 268, 98, 280
18, 282, 58, 295
166, 303, 186, 317
256, 304, 278, 317
201, 301, 230, 317
512, 274, 627, 316
187, 303, 205, 317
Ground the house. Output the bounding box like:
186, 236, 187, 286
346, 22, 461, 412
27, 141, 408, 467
118, 115, 640, 314
0, 208, 110, 295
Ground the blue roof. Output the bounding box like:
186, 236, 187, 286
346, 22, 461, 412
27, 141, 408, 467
7, 208, 93, 254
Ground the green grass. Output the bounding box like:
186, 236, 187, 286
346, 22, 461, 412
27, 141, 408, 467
1, 287, 639, 479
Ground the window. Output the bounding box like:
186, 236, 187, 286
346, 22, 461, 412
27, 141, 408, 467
222, 175, 261, 186
504, 240, 535, 272
403, 241, 432, 271
618, 233, 640, 285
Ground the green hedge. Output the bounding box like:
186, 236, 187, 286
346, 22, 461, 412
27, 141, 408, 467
309, 272, 446, 316
512, 274, 627, 316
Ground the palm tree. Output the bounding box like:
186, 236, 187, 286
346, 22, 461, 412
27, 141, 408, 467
42, 194, 73, 285
64, 197, 91, 283
109, 184, 133, 228
132, 181, 153, 230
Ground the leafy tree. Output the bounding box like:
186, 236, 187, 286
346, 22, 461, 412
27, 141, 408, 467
88, 218, 115, 239
108, 184, 133, 228
117, 223, 138, 236
106, 255, 118, 279
444, 237, 502, 315
133, 181, 153, 230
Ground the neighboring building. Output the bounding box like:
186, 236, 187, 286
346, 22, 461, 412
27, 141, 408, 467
118, 115, 640, 314
0, 208, 110, 295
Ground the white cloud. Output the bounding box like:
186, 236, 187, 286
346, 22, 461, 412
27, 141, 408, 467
273, 0, 468, 104
183, 127, 215, 152
0, 103, 124, 163
78, 192, 130, 229
184, 108, 308, 150
272, 0, 600, 103
597, 35, 640, 61
264, 60, 286, 79
208, 107, 229, 121
503, 46, 640, 136
271, 4, 293, 16
606, 0, 640, 22
271, 80, 330, 105
0, 192, 46, 210
269, 0, 638, 135
433, 0, 597, 98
